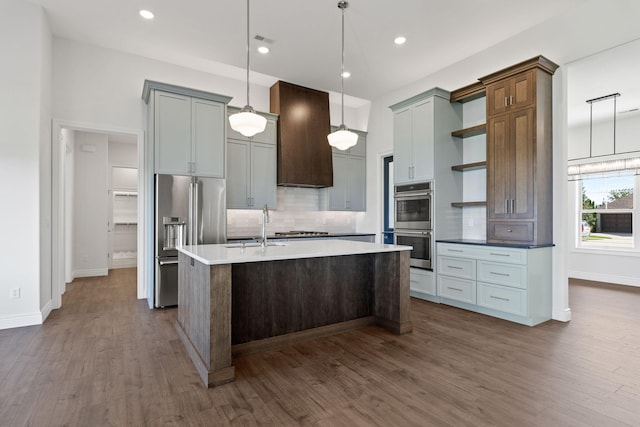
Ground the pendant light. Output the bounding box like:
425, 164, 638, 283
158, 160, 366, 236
229, 0, 267, 137
327, 1, 358, 151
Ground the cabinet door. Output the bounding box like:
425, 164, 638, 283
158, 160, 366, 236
510, 108, 534, 218
487, 114, 511, 219
328, 153, 347, 210
412, 98, 435, 181
487, 71, 535, 117
192, 98, 225, 177
347, 155, 366, 211
250, 142, 277, 209
393, 107, 413, 184
227, 139, 250, 208
155, 92, 190, 175
348, 134, 366, 157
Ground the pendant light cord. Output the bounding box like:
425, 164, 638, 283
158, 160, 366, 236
340, 2, 345, 126
246, 0, 251, 107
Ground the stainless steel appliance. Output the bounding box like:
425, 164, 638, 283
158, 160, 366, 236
394, 230, 433, 270
395, 182, 433, 270
394, 182, 432, 230
154, 174, 226, 307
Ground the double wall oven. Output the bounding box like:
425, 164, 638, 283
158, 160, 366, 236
394, 182, 433, 270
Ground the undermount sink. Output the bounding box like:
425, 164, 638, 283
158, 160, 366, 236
225, 242, 287, 249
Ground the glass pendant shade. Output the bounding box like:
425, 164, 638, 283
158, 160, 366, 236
229, 107, 267, 137
328, 125, 358, 150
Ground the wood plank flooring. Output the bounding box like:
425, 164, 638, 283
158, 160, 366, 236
1, 270, 640, 426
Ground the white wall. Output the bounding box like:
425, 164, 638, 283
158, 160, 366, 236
73, 132, 109, 277
0, 0, 51, 329
360, 0, 640, 322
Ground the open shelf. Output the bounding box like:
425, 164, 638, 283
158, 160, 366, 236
451, 201, 487, 208
451, 161, 486, 172
451, 124, 486, 139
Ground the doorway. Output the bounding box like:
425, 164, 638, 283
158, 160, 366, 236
52, 120, 145, 309
383, 155, 394, 243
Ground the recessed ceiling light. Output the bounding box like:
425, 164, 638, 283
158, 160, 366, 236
257, 46, 269, 54
394, 36, 406, 45
341, 71, 351, 78
139, 9, 154, 20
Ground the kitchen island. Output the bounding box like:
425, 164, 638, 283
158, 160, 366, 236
176, 240, 412, 387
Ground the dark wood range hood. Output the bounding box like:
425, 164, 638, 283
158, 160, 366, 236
270, 80, 333, 188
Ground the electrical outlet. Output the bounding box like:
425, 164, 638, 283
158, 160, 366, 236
10, 288, 20, 299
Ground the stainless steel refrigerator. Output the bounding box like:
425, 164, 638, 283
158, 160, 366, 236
154, 174, 226, 307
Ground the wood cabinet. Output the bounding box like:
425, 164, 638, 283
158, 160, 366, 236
328, 130, 366, 211
142, 81, 232, 178
270, 81, 333, 187
436, 242, 552, 326
226, 108, 278, 210
480, 56, 558, 245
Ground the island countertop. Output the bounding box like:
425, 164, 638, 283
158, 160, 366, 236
177, 240, 412, 266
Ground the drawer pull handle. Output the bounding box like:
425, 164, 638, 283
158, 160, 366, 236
448, 265, 463, 270
507, 229, 513, 233
490, 272, 510, 277
448, 287, 464, 292
448, 249, 463, 253
490, 295, 510, 302
490, 253, 510, 257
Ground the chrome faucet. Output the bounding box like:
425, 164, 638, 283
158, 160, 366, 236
261, 204, 270, 248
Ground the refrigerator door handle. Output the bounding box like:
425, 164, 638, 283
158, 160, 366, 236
188, 180, 194, 246
194, 180, 200, 244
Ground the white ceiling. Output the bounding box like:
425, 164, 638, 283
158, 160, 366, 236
28, 0, 584, 102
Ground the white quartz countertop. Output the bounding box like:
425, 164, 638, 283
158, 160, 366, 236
177, 239, 412, 266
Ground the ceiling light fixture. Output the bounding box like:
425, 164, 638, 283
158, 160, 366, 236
139, 9, 154, 20
341, 71, 351, 78
394, 36, 406, 45
327, 1, 358, 151
229, 0, 267, 137
257, 46, 269, 54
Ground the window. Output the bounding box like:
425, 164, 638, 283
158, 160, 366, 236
579, 172, 634, 249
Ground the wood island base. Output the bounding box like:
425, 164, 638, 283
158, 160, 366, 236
176, 249, 412, 388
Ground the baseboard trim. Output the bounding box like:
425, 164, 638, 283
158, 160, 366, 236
41, 300, 53, 323
0, 312, 43, 330
73, 268, 108, 278
552, 307, 572, 322
568, 270, 640, 287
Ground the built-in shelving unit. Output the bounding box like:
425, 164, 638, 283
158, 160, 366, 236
112, 189, 137, 268
449, 83, 487, 236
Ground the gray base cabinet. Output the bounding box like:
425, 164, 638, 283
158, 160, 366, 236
436, 242, 552, 326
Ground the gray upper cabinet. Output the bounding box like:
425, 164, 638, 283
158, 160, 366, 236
390, 94, 437, 184
143, 81, 231, 178
328, 131, 366, 211
142, 80, 231, 178
226, 108, 278, 209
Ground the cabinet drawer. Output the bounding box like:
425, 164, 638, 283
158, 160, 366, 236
437, 243, 480, 259
437, 276, 475, 304
477, 261, 526, 289
489, 221, 534, 243
410, 268, 435, 295
437, 256, 476, 280
475, 246, 526, 265
477, 282, 527, 316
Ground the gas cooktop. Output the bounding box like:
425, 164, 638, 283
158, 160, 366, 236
274, 231, 330, 237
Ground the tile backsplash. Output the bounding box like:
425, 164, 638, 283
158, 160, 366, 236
227, 187, 359, 238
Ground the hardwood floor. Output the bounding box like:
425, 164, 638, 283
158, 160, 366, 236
1, 271, 640, 426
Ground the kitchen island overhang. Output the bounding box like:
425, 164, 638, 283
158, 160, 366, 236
176, 240, 413, 387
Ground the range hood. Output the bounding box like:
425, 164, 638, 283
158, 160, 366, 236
270, 81, 333, 188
